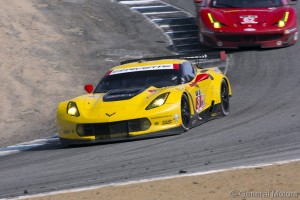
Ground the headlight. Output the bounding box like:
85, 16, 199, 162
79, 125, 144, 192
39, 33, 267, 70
278, 12, 289, 28
67, 101, 80, 117
207, 13, 221, 29
146, 93, 169, 110
278, 20, 285, 28
213, 21, 221, 29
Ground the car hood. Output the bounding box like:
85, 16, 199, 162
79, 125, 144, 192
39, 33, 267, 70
211, 7, 288, 30
72, 86, 170, 116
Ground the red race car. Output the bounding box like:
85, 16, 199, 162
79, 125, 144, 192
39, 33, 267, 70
195, 0, 298, 48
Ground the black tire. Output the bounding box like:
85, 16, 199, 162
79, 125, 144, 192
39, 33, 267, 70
220, 80, 230, 116
181, 94, 191, 131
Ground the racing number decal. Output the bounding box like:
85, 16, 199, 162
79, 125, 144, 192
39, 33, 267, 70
240, 15, 258, 24
195, 90, 205, 112
196, 90, 201, 111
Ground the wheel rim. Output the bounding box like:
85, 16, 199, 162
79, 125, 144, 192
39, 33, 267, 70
181, 98, 190, 127
221, 84, 229, 112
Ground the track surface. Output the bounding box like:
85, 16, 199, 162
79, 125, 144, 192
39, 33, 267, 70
1, 0, 300, 198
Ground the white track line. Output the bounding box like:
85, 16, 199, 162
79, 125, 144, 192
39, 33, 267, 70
160, 24, 195, 28
151, 17, 191, 22
143, 11, 183, 15
119, 0, 158, 5
166, 30, 198, 34
9, 158, 300, 200
131, 5, 173, 9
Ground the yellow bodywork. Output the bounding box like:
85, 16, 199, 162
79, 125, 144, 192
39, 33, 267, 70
57, 59, 232, 144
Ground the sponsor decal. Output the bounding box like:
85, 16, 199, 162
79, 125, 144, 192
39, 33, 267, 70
244, 28, 256, 32
148, 89, 159, 93
111, 64, 174, 75
162, 120, 172, 125
224, 9, 266, 13
195, 90, 205, 112
181, 55, 207, 59
173, 114, 179, 122
151, 115, 172, 119
154, 122, 159, 125
240, 15, 258, 24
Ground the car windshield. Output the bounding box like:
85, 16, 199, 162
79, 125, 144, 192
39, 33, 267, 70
211, 0, 282, 8
94, 69, 180, 93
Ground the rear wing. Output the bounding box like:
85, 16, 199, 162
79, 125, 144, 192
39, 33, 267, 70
120, 51, 226, 67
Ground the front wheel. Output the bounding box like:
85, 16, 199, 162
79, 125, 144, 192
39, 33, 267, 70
220, 80, 230, 116
181, 94, 191, 131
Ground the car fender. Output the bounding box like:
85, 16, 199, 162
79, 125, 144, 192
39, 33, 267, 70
210, 73, 232, 105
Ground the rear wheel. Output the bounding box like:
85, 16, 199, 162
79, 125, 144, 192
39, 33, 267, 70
181, 94, 191, 131
220, 80, 230, 116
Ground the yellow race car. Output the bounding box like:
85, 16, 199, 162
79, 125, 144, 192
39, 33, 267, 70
57, 52, 231, 145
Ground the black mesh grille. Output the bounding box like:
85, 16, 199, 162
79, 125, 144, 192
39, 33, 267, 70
216, 34, 283, 42
203, 35, 215, 44
216, 35, 241, 42
79, 118, 150, 139
244, 35, 256, 42
82, 122, 128, 139
258, 34, 283, 41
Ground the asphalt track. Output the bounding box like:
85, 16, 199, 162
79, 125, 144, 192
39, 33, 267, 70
1, 0, 300, 198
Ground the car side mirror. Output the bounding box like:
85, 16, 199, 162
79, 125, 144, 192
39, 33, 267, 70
195, 0, 204, 7
289, 0, 298, 5
190, 73, 209, 87
84, 84, 94, 93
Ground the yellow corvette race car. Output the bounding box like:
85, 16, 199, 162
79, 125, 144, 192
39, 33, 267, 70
57, 52, 232, 145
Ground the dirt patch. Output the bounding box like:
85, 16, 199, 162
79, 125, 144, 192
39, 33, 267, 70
0, 0, 173, 147
24, 160, 300, 200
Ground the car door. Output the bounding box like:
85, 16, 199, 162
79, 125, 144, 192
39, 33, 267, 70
182, 62, 212, 114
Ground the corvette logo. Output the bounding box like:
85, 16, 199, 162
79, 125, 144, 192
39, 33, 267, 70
105, 112, 116, 117
240, 15, 258, 24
